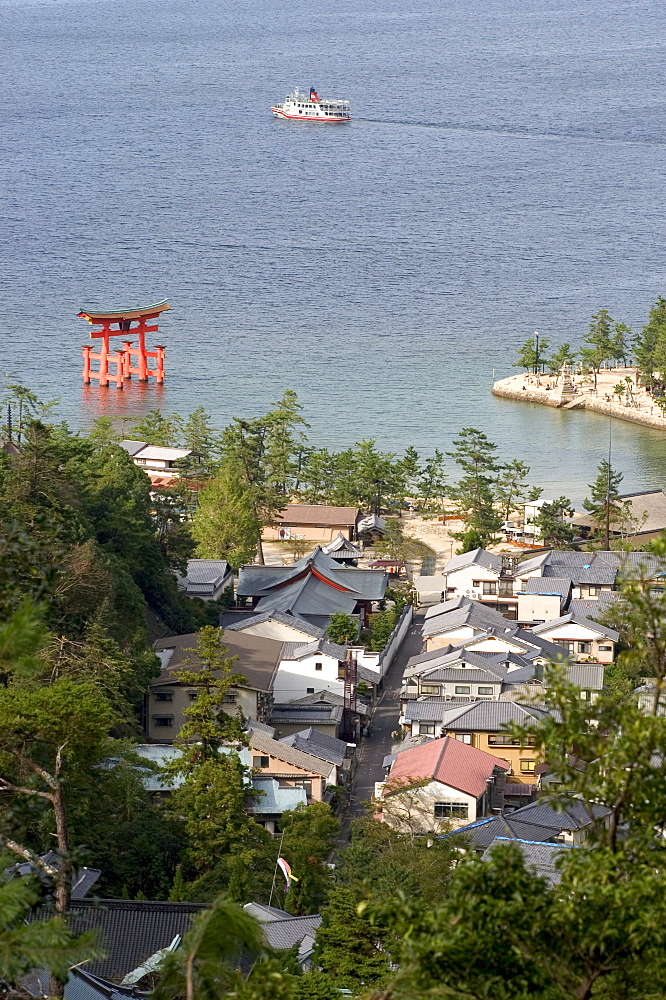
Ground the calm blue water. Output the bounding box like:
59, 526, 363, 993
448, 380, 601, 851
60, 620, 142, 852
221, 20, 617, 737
1, 0, 665, 502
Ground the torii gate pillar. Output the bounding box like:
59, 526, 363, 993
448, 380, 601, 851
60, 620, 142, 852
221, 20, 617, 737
78, 300, 170, 388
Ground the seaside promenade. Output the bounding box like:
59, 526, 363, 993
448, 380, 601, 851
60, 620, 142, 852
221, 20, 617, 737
493, 367, 666, 432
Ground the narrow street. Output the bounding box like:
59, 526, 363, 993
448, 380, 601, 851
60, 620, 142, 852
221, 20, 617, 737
346, 614, 425, 820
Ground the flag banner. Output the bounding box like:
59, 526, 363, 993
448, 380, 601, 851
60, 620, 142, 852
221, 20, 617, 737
277, 857, 299, 892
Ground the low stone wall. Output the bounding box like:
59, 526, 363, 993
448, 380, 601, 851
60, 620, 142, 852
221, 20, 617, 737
492, 377, 666, 432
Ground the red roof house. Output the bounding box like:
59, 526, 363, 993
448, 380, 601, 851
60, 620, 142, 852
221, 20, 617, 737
378, 736, 510, 833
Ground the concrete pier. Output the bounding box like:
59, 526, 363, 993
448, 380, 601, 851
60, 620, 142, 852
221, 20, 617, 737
492, 368, 666, 432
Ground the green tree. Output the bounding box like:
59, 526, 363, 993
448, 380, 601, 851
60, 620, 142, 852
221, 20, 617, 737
86, 415, 121, 449
298, 448, 336, 504
130, 410, 184, 446
192, 460, 261, 570
514, 335, 549, 373
610, 322, 630, 366
367, 609, 399, 651
416, 449, 448, 512
582, 459, 627, 548
326, 613, 358, 645
263, 390, 310, 497
455, 526, 485, 554
533, 496, 576, 548
634, 297, 666, 391
447, 428, 501, 543
495, 459, 541, 522
0, 866, 100, 989
2, 383, 43, 445
312, 884, 390, 989
278, 803, 339, 914
182, 406, 220, 467
548, 342, 577, 378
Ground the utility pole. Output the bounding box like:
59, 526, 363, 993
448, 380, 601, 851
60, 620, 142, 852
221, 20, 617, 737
605, 420, 612, 550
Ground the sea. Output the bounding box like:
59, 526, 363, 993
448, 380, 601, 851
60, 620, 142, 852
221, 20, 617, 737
1, 0, 665, 504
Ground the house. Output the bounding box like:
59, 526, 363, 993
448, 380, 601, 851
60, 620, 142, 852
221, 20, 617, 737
272, 638, 349, 702
221, 609, 332, 642
269, 702, 344, 739
413, 576, 447, 606
421, 596, 569, 662
356, 513, 387, 542
401, 647, 537, 703
263, 504, 360, 543
404, 700, 551, 783
120, 440, 194, 488
322, 533, 364, 565
531, 613, 618, 664
243, 903, 321, 970
440, 548, 517, 616
150, 631, 284, 738
177, 558, 234, 602
517, 577, 573, 625
571, 489, 666, 542
451, 797, 611, 848
377, 736, 510, 833
236, 547, 387, 625
248, 730, 338, 799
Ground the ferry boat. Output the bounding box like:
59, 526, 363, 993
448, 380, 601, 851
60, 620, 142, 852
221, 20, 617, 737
271, 86, 351, 123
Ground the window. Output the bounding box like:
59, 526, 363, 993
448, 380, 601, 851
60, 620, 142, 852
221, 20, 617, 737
454, 685, 471, 695
153, 716, 173, 728
421, 684, 440, 695
187, 690, 198, 701
520, 760, 537, 773
419, 723, 435, 735
488, 734, 521, 747
598, 645, 612, 651
578, 642, 591, 654
478, 686, 494, 695
482, 581, 497, 595
223, 693, 236, 703
588, 586, 599, 596
315, 662, 323, 671
154, 691, 173, 702
455, 734, 472, 744
434, 802, 469, 819
472, 580, 481, 588
307, 687, 315, 694
253, 756, 270, 768
580, 689, 591, 701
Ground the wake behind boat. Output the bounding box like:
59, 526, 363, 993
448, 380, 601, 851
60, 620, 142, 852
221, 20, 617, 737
271, 86, 351, 123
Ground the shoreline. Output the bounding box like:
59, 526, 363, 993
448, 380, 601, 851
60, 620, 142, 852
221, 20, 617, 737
492, 369, 666, 433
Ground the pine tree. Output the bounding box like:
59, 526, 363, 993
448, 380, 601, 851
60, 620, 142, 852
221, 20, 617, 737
192, 460, 261, 569
583, 459, 627, 548
447, 428, 501, 543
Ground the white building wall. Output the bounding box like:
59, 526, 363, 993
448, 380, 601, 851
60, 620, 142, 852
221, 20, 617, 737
379, 778, 479, 833
517, 593, 564, 624
444, 565, 502, 600
272, 653, 344, 702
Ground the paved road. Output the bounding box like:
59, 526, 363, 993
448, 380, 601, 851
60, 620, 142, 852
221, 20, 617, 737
348, 614, 425, 817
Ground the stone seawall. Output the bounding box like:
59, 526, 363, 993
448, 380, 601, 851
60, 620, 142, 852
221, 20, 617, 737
492, 375, 666, 432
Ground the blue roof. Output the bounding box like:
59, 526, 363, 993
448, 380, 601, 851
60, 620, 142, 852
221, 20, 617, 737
251, 777, 307, 814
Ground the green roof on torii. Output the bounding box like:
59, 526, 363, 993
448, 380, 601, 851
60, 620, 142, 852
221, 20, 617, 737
77, 300, 170, 322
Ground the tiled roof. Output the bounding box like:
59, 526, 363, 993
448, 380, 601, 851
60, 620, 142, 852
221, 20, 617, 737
281, 638, 348, 661
440, 700, 550, 731
153, 630, 284, 693
249, 731, 335, 778
250, 777, 307, 814
449, 814, 563, 849
222, 610, 326, 640
443, 548, 503, 575
569, 593, 621, 619
484, 838, 573, 885
522, 577, 572, 597
119, 439, 147, 457
62, 900, 205, 980
243, 904, 322, 961
323, 533, 363, 558
66, 968, 151, 1000
280, 727, 347, 765
510, 798, 610, 830
273, 504, 359, 526
423, 598, 514, 638
270, 703, 344, 726
564, 662, 605, 690
182, 559, 231, 584
386, 735, 510, 797
293, 689, 370, 716
532, 612, 619, 642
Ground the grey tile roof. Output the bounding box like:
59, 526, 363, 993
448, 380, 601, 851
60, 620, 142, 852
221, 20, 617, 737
281, 638, 348, 661
532, 612, 618, 642
422, 598, 514, 638
484, 838, 573, 885
119, 439, 147, 457
238, 548, 387, 608
570, 593, 621, 619
615, 490, 666, 534
564, 662, 605, 689
449, 814, 563, 849
60, 900, 205, 981
153, 630, 284, 693
441, 700, 551, 731
413, 666, 504, 684
323, 533, 363, 558
66, 969, 150, 1000
523, 576, 573, 597
510, 798, 610, 830
221, 610, 330, 639
250, 777, 308, 814
280, 727, 347, 765
443, 547, 503, 576
269, 703, 344, 729
403, 699, 476, 722
293, 690, 370, 716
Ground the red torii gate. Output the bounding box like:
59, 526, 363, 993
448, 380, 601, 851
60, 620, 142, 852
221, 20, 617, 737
79, 300, 170, 388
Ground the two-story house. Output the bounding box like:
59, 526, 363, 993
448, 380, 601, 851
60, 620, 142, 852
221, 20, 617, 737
377, 736, 510, 833
531, 612, 618, 664
440, 549, 519, 618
